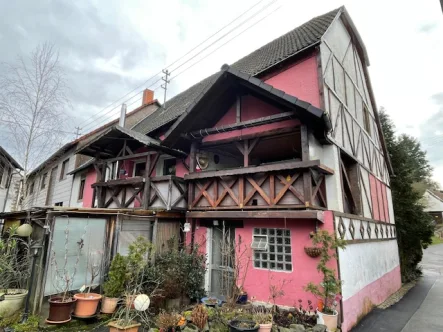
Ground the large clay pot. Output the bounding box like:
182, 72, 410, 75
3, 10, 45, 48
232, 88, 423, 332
0, 289, 28, 318
73, 293, 102, 317
101, 296, 119, 314
258, 323, 273, 332
47, 296, 76, 324
317, 310, 338, 331
108, 321, 141, 332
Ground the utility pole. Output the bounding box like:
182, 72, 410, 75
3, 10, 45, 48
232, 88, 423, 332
74, 126, 81, 139
161, 69, 170, 108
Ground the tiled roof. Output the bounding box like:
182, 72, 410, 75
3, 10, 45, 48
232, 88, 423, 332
132, 7, 340, 135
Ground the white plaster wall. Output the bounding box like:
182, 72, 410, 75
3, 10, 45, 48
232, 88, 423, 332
360, 167, 373, 219
338, 240, 400, 300
69, 172, 86, 207
423, 191, 443, 212
322, 145, 343, 212
386, 187, 395, 223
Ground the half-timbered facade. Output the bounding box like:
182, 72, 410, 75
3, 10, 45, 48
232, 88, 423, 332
23, 6, 400, 331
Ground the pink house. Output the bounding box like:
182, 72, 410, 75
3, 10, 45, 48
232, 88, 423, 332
75, 6, 400, 331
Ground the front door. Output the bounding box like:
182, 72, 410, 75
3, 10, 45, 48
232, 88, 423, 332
208, 222, 235, 299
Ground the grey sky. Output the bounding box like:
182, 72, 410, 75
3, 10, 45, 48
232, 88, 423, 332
0, 0, 442, 185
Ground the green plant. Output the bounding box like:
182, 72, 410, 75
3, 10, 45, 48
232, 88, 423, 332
304, 230, 346, 314
103, 253, 126, 298
11, 315, 39, 331
0, 225, 31, 293
253, 307, 272, 324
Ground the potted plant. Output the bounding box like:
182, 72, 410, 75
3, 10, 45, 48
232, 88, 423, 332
191, 305, 208, 331
156, 310, 180, 332
73, 250, 103, 317
253, 308, 273, 332
102, 253, 126, 314
228, 319, 259, 332
0, 225, 32, 318
304, 230, 346, 332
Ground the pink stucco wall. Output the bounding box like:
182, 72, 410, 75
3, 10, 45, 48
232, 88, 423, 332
369, 174, 390, 223
83, 168, 96, 208
341, 265, 401, 332
228, 211, 337, 307
264, 54, 321, 108
202, 95, 300, 143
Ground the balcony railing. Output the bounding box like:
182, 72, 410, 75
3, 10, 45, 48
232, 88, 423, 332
185, 160, 332, 210
92, 175, 186, 210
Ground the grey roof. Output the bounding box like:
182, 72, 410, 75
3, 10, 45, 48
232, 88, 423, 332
132, 7, 340, 136
67, 158, 95, 175
0, 146, 23, 170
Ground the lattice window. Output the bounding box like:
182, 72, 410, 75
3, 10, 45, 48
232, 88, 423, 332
252, 228, 292, 272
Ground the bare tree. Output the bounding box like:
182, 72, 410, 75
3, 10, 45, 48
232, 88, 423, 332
0, 42, 70, 202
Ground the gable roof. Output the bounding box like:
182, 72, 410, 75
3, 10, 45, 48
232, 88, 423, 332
424, 189, 443, 212
0, 146, 23, 170
132, 7, 341, 136
75, 125, 186, 159
163, 65, 329, 147
28, 100, 160, 177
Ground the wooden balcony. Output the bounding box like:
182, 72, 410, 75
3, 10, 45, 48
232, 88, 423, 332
185, 160, 332, 211
92, 175, 187, 210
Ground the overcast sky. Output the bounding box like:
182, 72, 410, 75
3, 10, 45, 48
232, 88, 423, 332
0, 0, 442, 185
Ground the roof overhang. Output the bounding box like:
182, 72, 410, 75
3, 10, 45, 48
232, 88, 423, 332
75, 125, 186, 159
162, 66, 331, 149
186, 210, 325, 222
0, 146, 23, 170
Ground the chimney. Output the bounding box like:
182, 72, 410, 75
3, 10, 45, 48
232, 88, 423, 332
142, 89, 154, 106
119, 103, 127, 127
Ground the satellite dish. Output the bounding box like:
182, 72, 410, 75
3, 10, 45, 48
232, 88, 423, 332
197, 153, 209, 170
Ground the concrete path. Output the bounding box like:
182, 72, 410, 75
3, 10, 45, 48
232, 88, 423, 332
352, 243, 443, 332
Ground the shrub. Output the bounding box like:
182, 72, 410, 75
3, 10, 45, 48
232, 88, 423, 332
103, 253, 126, 298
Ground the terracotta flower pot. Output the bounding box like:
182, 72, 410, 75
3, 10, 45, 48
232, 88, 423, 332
108, 321, 141, 332
73, 293, 102, 317
101, 296, 119, 314
317, 310, 338, 331
47, 296, 76, 324
258, 323, 273, 332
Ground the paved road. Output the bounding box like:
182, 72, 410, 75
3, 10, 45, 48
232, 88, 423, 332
352, 243, 443, 332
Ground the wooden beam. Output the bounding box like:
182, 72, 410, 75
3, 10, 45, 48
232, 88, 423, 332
92, 176, 144, 187
236, 95, 241, 123
186, 210, 325, 222
188, 142, 198, 209
185, 159, 333, 180
184, 111, 296, 139
143, 155, 152, 209
300, 125, 312, 207
99, 151, 156, 164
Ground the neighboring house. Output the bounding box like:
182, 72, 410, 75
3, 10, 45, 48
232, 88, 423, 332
22, 89, 159, 209
423, 189, 443, 224
0, 146, 23, 212
73, 6, 400, 331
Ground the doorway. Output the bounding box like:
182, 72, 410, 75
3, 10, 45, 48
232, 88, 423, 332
207, 222, 235, 299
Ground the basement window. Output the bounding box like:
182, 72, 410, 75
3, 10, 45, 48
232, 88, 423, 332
253, 228, 292, 272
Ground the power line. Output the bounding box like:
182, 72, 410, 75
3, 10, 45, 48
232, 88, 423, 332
75, 0, 276, 129
171, 3, 282, 80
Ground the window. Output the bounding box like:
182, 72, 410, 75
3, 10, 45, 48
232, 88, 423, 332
41, 173, 48, 190
340, 152, 361, 215
0, 162, 4, 187
78, 175, 86, 201
163, 158, 176, 176
60, 159, 69, 181
54, 202, 63, 206
29, 182, 35, 195
134, 162, 146, 177
252, 228, 292, 271
363, 106, 371, 135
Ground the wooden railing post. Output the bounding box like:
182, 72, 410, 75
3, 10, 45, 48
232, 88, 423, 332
143, 155, 151, 209
188, 142, 198, 209
301, 125, 312, 207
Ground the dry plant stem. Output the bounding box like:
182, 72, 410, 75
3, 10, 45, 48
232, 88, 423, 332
50, 216, 87, 301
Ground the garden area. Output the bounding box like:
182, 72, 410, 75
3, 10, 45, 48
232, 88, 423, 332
0, 223, 344, 332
